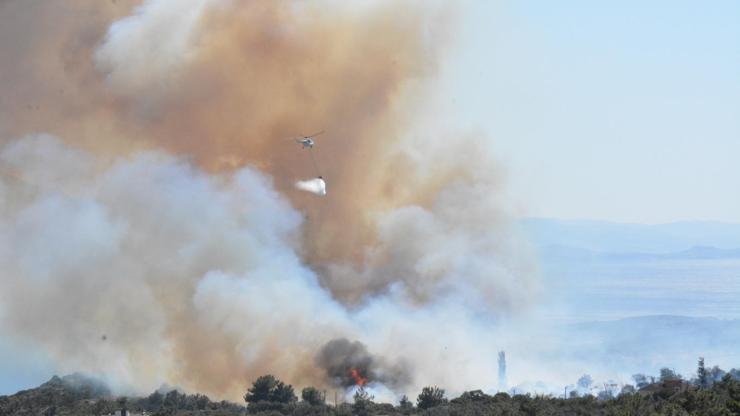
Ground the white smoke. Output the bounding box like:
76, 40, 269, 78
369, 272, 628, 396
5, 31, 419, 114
0, 134, 333, 394
294, 178, 327, 196
95, 0, 220, 97
0, 134, 542, 399
0, 0, 546, 402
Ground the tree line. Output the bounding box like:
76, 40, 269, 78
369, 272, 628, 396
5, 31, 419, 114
238, 364, 740, 416
3, 361, 740, 415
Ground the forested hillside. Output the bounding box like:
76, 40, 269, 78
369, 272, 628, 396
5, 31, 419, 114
3, 366, 740, 416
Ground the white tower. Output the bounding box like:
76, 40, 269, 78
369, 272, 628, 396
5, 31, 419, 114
498, 351, 507, 391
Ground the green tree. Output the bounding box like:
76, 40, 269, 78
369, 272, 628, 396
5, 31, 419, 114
91, 400, 110, 416
719, 373, 740, 414
417, 386, 447, 410
301, 387, 325, 406
245, 374, 296, 404
163, 390, 182, 408
245, 375, 279, 403
352, 388, 374, 416
398, 394, 413, 414
244, 375, 297, 414
193, 393, 209, 410
271, 383, 297, 404
146, 391, 163, 410
697, 357, 708, 388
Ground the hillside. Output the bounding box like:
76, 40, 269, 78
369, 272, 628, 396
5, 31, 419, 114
0, 373, 110, 416
0, 374, 243, 416
2, 371, 740, 416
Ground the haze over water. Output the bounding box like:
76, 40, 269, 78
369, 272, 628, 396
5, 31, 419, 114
546, 257, 740, 322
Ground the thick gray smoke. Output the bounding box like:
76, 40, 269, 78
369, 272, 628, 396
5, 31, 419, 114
0, 0, 543, 402
315, 338, 411, 390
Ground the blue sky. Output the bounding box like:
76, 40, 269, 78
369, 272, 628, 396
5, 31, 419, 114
437, 0, 740, 223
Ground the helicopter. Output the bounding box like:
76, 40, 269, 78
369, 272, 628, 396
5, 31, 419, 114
288, 130, 326, 196
293, 131, 324, 148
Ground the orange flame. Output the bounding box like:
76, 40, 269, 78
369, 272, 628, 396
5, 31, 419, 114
350, 368, 367, 387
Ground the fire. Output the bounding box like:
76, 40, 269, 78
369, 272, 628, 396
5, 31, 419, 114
350, 368, 367, 387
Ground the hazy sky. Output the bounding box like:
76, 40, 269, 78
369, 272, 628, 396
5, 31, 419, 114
438, 0, 740, 223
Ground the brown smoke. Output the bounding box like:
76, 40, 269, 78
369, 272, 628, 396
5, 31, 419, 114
1, 0, 453, 266
0, 0, 539, 401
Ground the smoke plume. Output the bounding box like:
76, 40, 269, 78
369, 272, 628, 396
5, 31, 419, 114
315, 338, 411, 390
0, 0, 541, 401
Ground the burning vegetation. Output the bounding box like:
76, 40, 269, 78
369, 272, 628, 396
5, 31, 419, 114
315, 338, 411, 390
350, 368, 367, 388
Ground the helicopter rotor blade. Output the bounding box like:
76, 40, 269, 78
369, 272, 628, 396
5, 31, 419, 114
303, 130, 324, 139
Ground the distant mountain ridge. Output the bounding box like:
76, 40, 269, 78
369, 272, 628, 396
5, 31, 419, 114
521, 218, 740, 254
539, 244, 740, 261
572, 314, 740, 333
